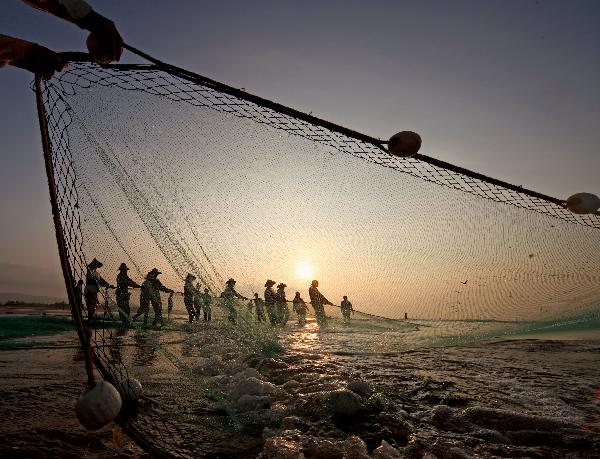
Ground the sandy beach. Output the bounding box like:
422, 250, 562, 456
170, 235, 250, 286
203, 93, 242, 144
1, 306, 599, 458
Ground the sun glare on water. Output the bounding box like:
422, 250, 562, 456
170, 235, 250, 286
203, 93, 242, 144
296, 261, 314, 279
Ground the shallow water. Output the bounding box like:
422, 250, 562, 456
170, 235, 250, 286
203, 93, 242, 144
3, 310, 598, 457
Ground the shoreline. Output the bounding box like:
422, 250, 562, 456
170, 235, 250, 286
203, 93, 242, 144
1, 310, 599, 458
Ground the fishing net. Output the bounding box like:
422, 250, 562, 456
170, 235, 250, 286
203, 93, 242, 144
35, 55, 600, 457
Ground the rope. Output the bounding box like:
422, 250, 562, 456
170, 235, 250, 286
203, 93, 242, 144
35, 75, 96, 387
60, 45, 572, 212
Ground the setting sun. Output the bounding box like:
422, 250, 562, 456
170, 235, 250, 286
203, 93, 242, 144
296, 261, 314, 279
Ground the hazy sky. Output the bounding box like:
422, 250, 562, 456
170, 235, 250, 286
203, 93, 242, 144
0, 0, 599, 298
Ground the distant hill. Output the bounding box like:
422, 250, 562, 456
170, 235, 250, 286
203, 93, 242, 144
0, 292, 67, 305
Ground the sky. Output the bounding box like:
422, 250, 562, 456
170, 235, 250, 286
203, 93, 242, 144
0, 0, 599, 300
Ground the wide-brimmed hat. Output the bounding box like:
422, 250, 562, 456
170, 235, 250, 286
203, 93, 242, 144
204, 288, 209, 292
226, 278, 236, 285
277, 283, 287, 288
118, 262, 129, 271
88, 258, 103, 269
264, 279, 276, 287
149, 268, 161, 276
185, 273, 196, 280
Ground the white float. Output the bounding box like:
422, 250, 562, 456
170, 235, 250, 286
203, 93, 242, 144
76, 380, 122, 430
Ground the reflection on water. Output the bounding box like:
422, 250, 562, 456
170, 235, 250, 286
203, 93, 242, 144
133, 331, 159, 366
109, 332, 126, 366
282, 314, 589, 355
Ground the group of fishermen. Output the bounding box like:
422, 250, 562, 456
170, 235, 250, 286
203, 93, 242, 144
251, 278, 354, 327
77, 258, 355, 329
77, 258, 175, 328
183, 273, 212, 323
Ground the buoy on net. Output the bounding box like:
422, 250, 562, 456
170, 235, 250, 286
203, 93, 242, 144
76, 380, 122, 430
118, 378, 143, 404
565, 193, 600, 214
387, 131, 422, 157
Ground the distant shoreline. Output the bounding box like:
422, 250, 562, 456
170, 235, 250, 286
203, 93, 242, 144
0, 302, 70, 316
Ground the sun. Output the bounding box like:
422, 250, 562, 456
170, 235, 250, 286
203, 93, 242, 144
296, 261, 314, 279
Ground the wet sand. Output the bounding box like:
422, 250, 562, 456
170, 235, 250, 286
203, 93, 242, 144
0, 334, 148, 459
0, 312, 599, 458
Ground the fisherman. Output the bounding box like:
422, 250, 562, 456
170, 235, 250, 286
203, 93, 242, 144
264, 279, 277, 325
183, 273, 196, 323
134, 268, 173, 327
341, 295, 354, 323
84, 258, 112, 320
292, 291, 308, 325
254, 293, 266, 323
74, 279, 84, 312
222, 278, 246, 323
202, 288, 212, 321
115, 262, 140, 325
309, 279, 333, 327
193, 283, 202, 321
1, 1, 123, 79
276, 283, 289, 326
167, 291, 174, 319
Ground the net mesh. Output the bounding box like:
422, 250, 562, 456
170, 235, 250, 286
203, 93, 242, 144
37, 60, 600, 457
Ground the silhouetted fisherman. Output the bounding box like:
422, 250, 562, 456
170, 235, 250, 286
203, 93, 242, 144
167, 292, 174, 319
74, 279, 84, 312
309, 279, 333, 326
202, 288, 212, 321
84, 258, 112, 320
276, 283, 289, 326
341, 295, 354, 323
254, 293, 266, 322
134, 268, 173, 327
264, 279, 277, 325
293, 291, 308, 325
194, 282, 202, 321
223, 278, 246, 323
116, 262, 140, 325
183, 274, 196, 323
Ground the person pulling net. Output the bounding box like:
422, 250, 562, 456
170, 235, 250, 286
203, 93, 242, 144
132, 268, 174, 328
309, 279, 334, 327
115, 262, 140, 325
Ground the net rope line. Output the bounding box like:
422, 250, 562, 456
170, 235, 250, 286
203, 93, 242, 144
55, 49, 599, 230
